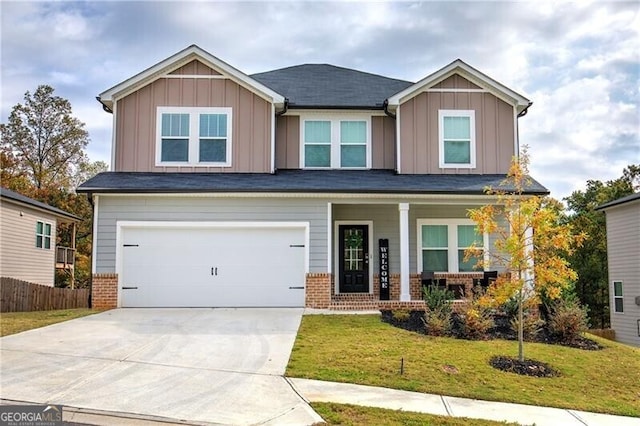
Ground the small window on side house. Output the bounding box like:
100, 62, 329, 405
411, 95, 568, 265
613, 281, 623, 313
439, 110, 476, 169
36, 221, 52, 249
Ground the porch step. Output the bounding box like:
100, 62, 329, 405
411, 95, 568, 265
331, 293, 377, 302
328, 299, 427, 311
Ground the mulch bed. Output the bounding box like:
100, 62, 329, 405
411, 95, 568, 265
489, 356, 560, 377
380, 309, 603, 351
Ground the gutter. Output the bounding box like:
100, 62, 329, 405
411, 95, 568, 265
275, 98, 289, 116
383, 99, 396, 119
517, 101, 533, 118
96, 97, 113, 114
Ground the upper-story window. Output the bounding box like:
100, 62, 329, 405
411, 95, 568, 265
301, 116, 370, 169
438, 110, 476, 169
36, 220, 52, 250
156, 107, 232, 166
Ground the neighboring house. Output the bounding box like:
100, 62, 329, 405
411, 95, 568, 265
78, 44, 547, 309
596, 193, 640, 347
0, 188, 80, 287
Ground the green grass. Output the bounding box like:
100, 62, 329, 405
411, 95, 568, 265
312, 402, 518, 425
287, 315, 640, 417
0, 309, 97, 337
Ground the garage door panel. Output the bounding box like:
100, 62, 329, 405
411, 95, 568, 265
120, 225, 306, 307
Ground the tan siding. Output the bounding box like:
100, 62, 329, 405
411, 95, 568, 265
0, 201, 56, 286
114, 77, 272, 173
276, 115, 301, 169
399, 88, 515, 174
434, 74, 482, 89
169, 60, 222, 75
371, 116, 395, 169
605, 201, 640, 347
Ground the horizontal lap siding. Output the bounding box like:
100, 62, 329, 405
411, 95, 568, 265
606, 202, 640, 346
0, 201, 56, 286
95, 196, 329, 273
115, 77, 271, 173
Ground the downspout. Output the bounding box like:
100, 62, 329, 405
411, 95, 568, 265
515, 102, 533, 156
383, 99, 395, 119
276, 98, 289, 117
96, 97, 113, 114
517, 101, 533, 118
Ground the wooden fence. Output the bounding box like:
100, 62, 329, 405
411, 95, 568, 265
1, 277, 90, 312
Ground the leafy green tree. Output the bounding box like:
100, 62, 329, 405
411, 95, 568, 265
1, 85, 107, 288
0, 85, 89, 190
467, 151, 585, 362
563, 165, 639, 328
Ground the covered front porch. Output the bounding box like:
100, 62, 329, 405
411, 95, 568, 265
304, 199, 497, 310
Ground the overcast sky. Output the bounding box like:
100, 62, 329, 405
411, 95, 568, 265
1, 1, 638, 200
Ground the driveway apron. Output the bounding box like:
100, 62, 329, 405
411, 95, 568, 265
0, 308, 321, 425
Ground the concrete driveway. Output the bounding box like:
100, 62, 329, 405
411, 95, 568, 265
0, 308, 322, 425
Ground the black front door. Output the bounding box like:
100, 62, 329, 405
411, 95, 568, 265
338, 224, 369, 293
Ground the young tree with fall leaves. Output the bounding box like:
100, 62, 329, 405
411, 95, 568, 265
466, 150, 585, 362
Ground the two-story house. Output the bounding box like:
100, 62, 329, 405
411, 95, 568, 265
78, 45, 547, 309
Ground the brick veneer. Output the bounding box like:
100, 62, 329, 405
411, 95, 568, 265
92, 273, 118, 309
305, 273, 332, 308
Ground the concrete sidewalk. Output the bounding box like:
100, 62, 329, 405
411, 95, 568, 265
288, 378, 640, 426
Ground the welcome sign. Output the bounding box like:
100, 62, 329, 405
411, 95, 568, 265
379, 239, 389, 300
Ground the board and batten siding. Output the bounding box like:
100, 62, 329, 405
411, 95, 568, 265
399, 81, 515, 175
114, 74, 272, 173
95, 196, 329, 274
605, 201, 640, 347
275, 114, 396, 170
0, 200, 57, 286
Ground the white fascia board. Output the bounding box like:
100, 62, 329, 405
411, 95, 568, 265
99, 45, 285, 108
387, 59, 530, 113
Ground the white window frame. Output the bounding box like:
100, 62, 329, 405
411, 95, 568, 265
156, 106, 233, 167
613, 281, 624, 313
417, 219, 487, 273
438, 109, 476, 169
299, 114, 371, 169
36, 220, 52, 250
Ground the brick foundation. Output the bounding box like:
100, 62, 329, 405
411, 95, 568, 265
305, 273, 332, 308
92, 273, 118, 309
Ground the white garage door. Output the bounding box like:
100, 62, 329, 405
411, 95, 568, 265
119, 223, 307, 307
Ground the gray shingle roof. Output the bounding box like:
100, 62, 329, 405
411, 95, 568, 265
77, 170, 548, 195
595, 192, 640, 211
251, 65, 413, 109
0, 187, 81, 221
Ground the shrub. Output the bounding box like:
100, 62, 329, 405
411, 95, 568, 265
548, 299, 589, 342
422, 285, 455, 313
391, 308, 411, 322
510, 314, 544, 341
423, 307, 452, 337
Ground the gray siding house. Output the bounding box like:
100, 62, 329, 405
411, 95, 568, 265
0, 188, 79, 286
597, 193, 640, 347
78, 45, 547, 310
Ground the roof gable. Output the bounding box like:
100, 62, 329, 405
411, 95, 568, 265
99, 45, 285, 109
251, 64, 413, 109
0, 188, 80, 221
387, 59, 531, 114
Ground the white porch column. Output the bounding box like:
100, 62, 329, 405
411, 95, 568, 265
399, 203, 411, 301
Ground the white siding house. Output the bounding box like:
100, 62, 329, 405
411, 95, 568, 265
597, 193, 640, 347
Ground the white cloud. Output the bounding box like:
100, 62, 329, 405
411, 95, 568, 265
1, 1, 638, 198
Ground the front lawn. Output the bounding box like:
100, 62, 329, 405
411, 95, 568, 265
312, 402, 517, 425
287, 315, 640, 417
0, 309, 97, 337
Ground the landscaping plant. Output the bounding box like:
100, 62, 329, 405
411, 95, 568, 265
466, 148, 586, 362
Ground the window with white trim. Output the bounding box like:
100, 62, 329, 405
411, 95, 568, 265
156, 107, 232, 166
417, 219, 485, 273
301, 116, 370, 168
613, 281, 623, 313
439, 110, 476, 169
36, 221, 52, 249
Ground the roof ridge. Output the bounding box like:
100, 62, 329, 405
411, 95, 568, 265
251, 63, 413, 84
